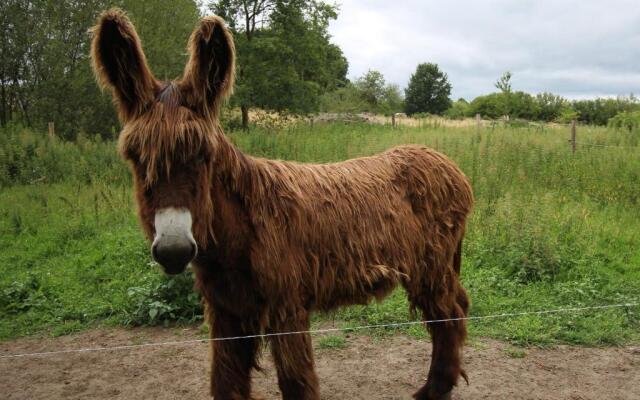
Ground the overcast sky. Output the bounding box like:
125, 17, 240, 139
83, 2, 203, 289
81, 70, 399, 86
327, 0, 640, 100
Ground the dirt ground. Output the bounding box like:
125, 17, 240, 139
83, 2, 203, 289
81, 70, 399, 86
1, 326, 638, 400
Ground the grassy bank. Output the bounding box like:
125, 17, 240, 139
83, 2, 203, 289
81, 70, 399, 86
1, 121, 639, 344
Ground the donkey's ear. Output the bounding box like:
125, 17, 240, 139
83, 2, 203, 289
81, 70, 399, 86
181, 16, 236, 117
90, 9, 157, 121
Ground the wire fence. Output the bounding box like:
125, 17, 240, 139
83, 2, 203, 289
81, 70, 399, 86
1, 302, 637, 360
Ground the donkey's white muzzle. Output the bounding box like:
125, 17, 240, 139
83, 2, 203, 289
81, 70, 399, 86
151, 207, 197, 274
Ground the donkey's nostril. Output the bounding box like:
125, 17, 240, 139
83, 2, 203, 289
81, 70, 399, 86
151, 237, 197, 275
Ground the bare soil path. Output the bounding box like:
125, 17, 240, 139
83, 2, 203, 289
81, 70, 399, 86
1, 327, 638, 399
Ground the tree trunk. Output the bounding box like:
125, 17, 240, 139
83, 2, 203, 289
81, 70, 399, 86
0, 80, 6, 127
241, 104, 250, 130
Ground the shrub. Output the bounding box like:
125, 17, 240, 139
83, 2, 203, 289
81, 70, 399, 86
556, 108, 579, 123
470, 195, 589, 283
124, 272, 202, 326
444, 99, 470, 119
0, 274, 49, 314
535, 92, 569, 121
572, 97, 639, 126
469, 93, 507, 119
0, 124, 126, 187
608, 110, 640, 131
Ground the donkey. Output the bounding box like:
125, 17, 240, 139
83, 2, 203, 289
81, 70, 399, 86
91, 9, 473, 400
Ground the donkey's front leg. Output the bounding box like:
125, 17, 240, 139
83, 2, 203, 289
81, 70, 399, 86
210, 311, 261, 400
269, 311, 320, 400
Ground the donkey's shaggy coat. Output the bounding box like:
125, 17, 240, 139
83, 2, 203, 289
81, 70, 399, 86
91, 9, 473, 400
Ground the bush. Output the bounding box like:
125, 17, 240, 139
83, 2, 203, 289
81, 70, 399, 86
608, 110, 640, 131
469, 93, 507, 119
124, 272, 202, 326
535, 92, 569, 121
444, 99, 470, 119
556, 108, 579, 123
0, 124, 127, 187
572, 97, 639, 126
471, 195, 589, 283
0, 274, 50, 315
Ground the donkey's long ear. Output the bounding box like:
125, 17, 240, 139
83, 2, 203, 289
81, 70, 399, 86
90, 9, 157, 121
181, 16, 236, 117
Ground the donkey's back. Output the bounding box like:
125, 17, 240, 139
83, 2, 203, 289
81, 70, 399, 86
247, 144, 473, 311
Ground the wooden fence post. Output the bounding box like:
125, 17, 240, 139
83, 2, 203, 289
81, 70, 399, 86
392, 113, 396, 128
570, 120, 576, 153
48, 122, 55, 138
475, 113, 481, 134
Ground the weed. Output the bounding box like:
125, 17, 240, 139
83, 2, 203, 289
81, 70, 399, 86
317, 335, 347, 350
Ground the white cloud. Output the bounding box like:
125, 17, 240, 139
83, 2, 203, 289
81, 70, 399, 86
328, 0, 640, 99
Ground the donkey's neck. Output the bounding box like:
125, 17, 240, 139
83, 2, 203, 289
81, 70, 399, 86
210, 129, 256, 200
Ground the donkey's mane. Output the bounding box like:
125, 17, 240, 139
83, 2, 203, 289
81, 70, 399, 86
118, 83, 221, 187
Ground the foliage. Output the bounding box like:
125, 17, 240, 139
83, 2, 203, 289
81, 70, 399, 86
556, 108, 579, 123
317, 335, 347, 349
495, 71, 512, 94
125, 273, 202, 326
404, 63, 452, 116
468, 93, 506, 119
0, 123, 126, 187
572, 96, 639, 126
608, 110, 640, 132
319, 70, 403, 115
507, 91, 539, 120
444, 98, 470, 119
0, 0, 201, 139
535, 92, 569, 122
211, 0, 348, 126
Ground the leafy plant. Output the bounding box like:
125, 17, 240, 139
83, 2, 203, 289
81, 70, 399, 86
124, 272, 202, 326
608, 110, 640, 132
0, 275, 49, 314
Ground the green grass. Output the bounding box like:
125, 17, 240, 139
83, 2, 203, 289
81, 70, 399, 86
1, 121, 639, 345
317, 335, 348, 350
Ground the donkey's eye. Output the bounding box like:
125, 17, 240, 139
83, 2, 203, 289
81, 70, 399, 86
194, 154, 207, 164
125, 149, 140, 163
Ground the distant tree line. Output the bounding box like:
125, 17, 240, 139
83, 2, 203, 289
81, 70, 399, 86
1, 0, 348, 137
444, 72, 640, 125
322, 67, 640, 127
2, 1, 638, 139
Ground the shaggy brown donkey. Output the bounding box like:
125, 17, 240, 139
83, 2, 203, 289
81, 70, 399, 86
91, 9, 473, 400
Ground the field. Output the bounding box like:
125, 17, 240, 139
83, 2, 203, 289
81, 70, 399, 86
1, 120, 639, 347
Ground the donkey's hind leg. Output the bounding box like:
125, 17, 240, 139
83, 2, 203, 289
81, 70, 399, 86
269, 310, 320, 400
410, 242, 469, 400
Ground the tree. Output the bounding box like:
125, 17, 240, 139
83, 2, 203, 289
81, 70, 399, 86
404, 63, 451, 115
0, 0, 200, 138
444, 98, 470, 119
468, 93, 507, 119
495, 71, 512, 94
210, 0, 348, 128
353, 70, 403, 114
354, 70, 386, 107
319, 70, 403, 115
535, 92, 568, 121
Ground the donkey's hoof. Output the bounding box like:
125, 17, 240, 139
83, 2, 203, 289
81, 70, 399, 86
413, 386, 452, 400
438, 391, 452, 400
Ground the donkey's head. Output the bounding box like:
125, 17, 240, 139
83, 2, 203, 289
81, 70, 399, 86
91, 9, 235, 274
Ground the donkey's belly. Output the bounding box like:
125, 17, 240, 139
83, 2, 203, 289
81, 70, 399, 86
310, 259, 406, 311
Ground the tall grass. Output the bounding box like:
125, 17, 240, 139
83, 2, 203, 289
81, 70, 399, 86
1, 122, 638, 344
